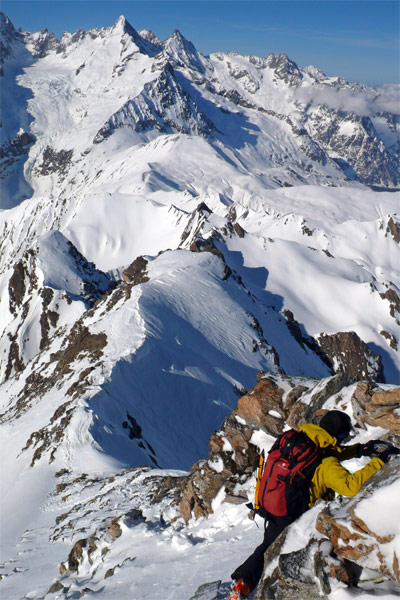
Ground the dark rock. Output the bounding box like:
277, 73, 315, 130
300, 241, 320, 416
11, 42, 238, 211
122, 412, 143, 439
287, 373, 350, 430
380, 287, 400, 325
233, 222, 245, 238
180, 202, 212, 246
275, 544, 329, 599
4, 337, 24, 380
189, 580, 221, 600
47, 581, 66, 594
8, 261, 26, 313
189, 238, 225, 261
122, 509, 145, 527
265, 53, 303, 87
386, 217, 400, 243
38, 146, 73, 176
316, 331, 384, 382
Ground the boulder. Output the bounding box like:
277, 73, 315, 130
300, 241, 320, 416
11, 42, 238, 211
59, 536, 98, 575
316, 460, 400, 583
352, 382, 400, 435
236, 377, 286, 434
254, 532, 330, 599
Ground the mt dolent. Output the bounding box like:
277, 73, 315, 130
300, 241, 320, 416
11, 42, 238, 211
1, 11, 400, 600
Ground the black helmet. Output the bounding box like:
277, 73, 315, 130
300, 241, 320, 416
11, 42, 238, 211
319, 410, 352, 441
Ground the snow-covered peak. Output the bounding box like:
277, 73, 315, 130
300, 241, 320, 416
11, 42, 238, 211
139, 28, 163, 49
107, 15, 161, 57
0, 11, 25, 65
265, 52, 303, 86
112, 14, 133, 33
0, 10, 14, 34
302, 64, 326, 81
157, 28, 208, 73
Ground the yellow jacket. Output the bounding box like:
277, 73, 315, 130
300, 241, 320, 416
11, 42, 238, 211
299, 423, 383, 507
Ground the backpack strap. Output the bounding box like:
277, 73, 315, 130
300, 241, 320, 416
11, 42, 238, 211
254, 450, 265, 512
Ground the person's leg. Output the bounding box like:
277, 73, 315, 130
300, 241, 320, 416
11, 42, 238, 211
231, 515, 295, 592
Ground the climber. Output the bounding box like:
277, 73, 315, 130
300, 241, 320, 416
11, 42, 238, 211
228, 410, 400, 600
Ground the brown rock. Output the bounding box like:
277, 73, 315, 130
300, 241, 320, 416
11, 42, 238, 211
386, 216, 400, 243
379, 287, 400, 325
352, 382, 400, 433
121, 256, 149, 285
236, 378, 286, 435
179, 463, 227, 522
179, 409, 260, 523
107, 518, 122, 539
316, 462, 400, 583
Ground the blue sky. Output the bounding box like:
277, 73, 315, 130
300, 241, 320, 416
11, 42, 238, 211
3, 1, 399, 86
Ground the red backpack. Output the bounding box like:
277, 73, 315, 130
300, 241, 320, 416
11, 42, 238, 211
254, 429, 321, 519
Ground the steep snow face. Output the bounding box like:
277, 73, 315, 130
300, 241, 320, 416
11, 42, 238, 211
0, 230, 114, 382
0, 14, 36, 207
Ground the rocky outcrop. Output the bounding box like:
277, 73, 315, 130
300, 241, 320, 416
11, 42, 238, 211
121, 256, 149, 285
1, 233, 113, 383
37, 146, 73, 176
386, 216, 400, 244
265, 53, 303, 87
255, 539, 330, 599
179, 412, 259, 522
316, 331, 384, 382
235, 376, 286, 433
286, 373, 350, 430
380, 286, 400, 326
0, 130, 35, 180
316, 461, 400, 584
352, 382, 400, 435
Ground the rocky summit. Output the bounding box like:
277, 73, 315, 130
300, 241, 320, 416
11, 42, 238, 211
0, 12, 400, 600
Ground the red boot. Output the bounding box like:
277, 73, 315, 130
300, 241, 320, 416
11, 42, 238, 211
228, 577, 252, 599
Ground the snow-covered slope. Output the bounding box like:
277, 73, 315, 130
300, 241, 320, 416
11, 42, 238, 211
1, 11, 400, 600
